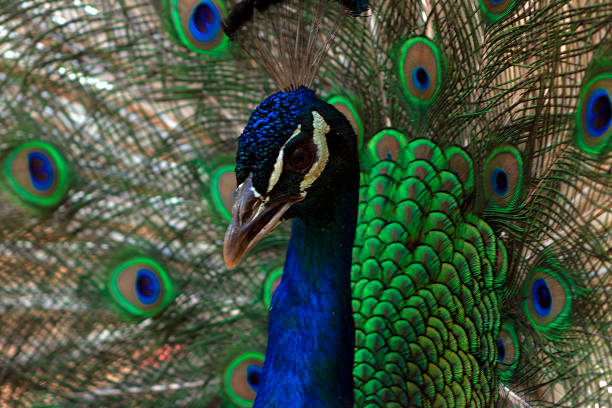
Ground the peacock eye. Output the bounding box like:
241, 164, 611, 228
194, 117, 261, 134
286, 142, 316, 173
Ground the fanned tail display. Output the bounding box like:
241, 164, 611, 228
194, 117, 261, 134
0, 0, 610, 407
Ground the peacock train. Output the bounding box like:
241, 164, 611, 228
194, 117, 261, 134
0, 0, 611, 407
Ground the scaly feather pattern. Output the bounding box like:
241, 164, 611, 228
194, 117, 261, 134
0, 0, 611, 407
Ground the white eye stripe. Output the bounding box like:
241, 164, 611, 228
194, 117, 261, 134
300, 111, 330, 192
266, 125, 301, 194
265, 111, 330, 195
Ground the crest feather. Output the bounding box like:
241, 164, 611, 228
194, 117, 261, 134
224, 0, 355, 90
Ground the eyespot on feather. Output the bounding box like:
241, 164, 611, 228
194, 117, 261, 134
326, 95, 364, 150
483, 145, 523, 209
165, 0, 229, 55
523, 267, 573, 332
444, 146, 474, 196
496, 322, 519, 381
108, 257, 175, 317
493, 240, 508, 287
224, 352, 265, 407
367, 129, 407, 163
2, 141, 71, 210
211, 164, 237, 221
479, 0, 516, 24
262, 268, 283, 309
398, 37, 443, 108
575, 73, 612, 156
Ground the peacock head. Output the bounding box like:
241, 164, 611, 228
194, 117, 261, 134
223, 86, 358, 269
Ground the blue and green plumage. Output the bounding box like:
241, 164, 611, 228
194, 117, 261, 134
0, 0, 611, 407
352, 137, 506, 406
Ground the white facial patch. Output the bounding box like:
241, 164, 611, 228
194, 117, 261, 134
299, 111, 330, 192
266, 125, 301, 194
265, 111, 330, 196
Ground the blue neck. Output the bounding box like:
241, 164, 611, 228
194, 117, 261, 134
254, 188, 358, 407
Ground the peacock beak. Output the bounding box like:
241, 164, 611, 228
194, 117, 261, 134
223, 174, 303, 270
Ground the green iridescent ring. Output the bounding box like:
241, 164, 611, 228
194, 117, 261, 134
224, 352, 265, 407
108, 257, 175, 317
444, 146, 474, 195
522, 267, 573, 332
479, 0, 516, 24
483, 145, 524, 209
575, 73, 612, 156
169, 0, 229, 55
263, 268, 283, 309
3, 141, 71, 209
398, 37, 443, 108
496, 322, 519, 381
211, 164, 236, 221
327, 95, 365, 151
367, 128, 408, 163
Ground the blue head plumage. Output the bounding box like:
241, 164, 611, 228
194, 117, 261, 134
236, 87, 315, 193
225, 85, 360, 407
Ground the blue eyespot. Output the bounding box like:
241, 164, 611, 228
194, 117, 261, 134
490, 0, 505, 4
497, 338, 506, 362
491, 168, 508, 196
246, 364, 262, 392
135, 268, 162, 305
411, 66, 430, 92
531, 278, 552, 317
188, 0, 222, 43
496, 323, 519, 380
28, 151, 54, 191
585, 88, 612, 138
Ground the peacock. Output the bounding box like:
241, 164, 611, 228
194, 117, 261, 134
0, 0, 611, 406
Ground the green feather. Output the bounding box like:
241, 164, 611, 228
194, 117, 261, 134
0, 0, 611, 406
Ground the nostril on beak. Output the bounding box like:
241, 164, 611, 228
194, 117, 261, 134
232, 174, 264, 225
240, 193, 260, 224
